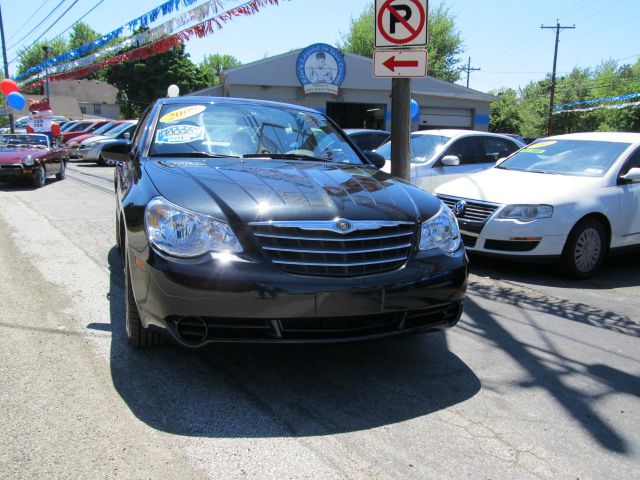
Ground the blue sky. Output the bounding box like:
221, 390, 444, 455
2, 0, 638, 93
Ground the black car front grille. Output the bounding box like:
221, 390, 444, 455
438, 195, 501, 223
250, 222, 416, 277
461, 233, 478, 248
484, 239, 540, 252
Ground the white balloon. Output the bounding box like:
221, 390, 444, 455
167, 84, 180, 97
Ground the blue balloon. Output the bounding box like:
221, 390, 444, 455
410, 99, 420, 119
7, 91, 25, 110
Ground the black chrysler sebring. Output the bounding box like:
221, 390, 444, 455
102, 97, 468, 348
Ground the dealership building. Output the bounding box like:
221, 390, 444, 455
193, 44, 498, 132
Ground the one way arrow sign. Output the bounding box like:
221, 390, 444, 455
373, 49, 428, 78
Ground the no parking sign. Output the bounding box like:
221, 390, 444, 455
375, 0, 428, 48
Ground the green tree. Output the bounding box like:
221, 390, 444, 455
69, 22, 101, 50
104, 44, 209, 118
489, 88, 522, 133
200, 54, 242, 85
338, 2, 464, 82
16, 38, 68, 76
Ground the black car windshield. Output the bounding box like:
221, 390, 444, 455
149, 103, 364, 164
376, 133, 449, 162
0, 134, 49, 148
497, 139, 630, 177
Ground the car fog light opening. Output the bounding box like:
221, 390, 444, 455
419, 206, 461, 253
145, 196, 242, 258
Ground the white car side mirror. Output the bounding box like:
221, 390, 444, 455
621, 167, 640, 183
441, 155, 460, 166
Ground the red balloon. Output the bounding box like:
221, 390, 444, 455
0, 79, 19, 96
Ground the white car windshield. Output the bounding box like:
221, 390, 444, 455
498, 140, 630, 177
150, 103, 363, 164
376, 133, 449, 162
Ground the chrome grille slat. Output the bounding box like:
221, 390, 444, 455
272, 256, 408, 267
262, 243, 412, 255
437, 194, 501, 224
253, 231, 413, 242
250, 221, 415, 277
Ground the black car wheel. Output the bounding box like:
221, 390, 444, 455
123, 246, 164, 348
56, 161, 66, 180
32, 164, 46, 188
560, 218, 607, 280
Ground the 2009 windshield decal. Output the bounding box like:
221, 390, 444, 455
159, 105, 206, 123
156, 125, 204, 144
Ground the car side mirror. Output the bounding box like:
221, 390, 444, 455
441, 155, 460, 166
102, 141, 132, 163
621, 167, 640, 183
363, 150, 386, 169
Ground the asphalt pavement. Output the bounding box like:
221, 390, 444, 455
0, 162, 638, 479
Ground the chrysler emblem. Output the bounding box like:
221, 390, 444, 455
453, 201, 467, 217
336, 219, 352, 232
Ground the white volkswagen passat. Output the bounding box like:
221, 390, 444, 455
375, 129, 524, 192
435, 132, 640, 279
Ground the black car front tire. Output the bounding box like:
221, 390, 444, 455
560, 218, 607, 280
124, 251, 164, 348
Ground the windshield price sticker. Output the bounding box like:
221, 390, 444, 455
156, 125, 205, 144
527, 141, 556, 149
159, 105, 206, 123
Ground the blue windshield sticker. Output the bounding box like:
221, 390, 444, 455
156, 125, 204, 144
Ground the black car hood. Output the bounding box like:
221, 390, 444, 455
143, 158, 442, 224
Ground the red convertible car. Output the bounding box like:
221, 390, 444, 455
0, 134, 66, 188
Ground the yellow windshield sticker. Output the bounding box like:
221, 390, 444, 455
527, 141, 556, 149
159, 105, 206, 123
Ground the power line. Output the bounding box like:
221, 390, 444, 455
7, 0, 67, 51
48, 0, 106, 44
6, 0, 47, 42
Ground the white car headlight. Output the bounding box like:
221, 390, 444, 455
68, 142, 80, 148
145, 196, 242, 258
500, 204, 553, 222
22, 156, 34, 166
419, 205, 461, 253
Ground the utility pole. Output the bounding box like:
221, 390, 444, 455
462, 57, 480, 88
42, 46, 53, 99
541, 20, 575, 135
390, 77, 411, 180
0, 4, 14, 133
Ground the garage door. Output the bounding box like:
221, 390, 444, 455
419, 107, 473, 129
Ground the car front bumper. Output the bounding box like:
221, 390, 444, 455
129, 245, 468, 347
460, 217, 567, 259
0, 164, 36, 180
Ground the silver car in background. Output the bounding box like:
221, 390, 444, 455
375, 129, 524, 192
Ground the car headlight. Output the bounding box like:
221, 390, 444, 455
500, 204, 553, 222
22, 156, 34, 166
419, 205, 461, 253
68, 142, 80, 148
145, 196, 242, 258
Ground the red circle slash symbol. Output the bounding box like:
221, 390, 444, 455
378, 0, 426, 45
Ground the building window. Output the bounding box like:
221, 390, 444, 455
93, 104, 101, 115
80, 106, 87, 114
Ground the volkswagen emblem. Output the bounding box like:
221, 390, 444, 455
336, 219, 351, 232
453, 201, 467, 217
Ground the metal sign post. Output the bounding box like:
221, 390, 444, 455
375, 0, 428, 181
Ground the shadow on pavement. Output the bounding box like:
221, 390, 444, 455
104, 247, 480, 438
470, 251, 640, 290
462, 292, 637, 454
467, 280, 639, 337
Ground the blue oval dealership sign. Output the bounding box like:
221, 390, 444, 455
296, 43, 346, 95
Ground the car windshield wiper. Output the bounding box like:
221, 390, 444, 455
150, 152, 240, 158
525, 169, 559, 175
242, 153, 328, 162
